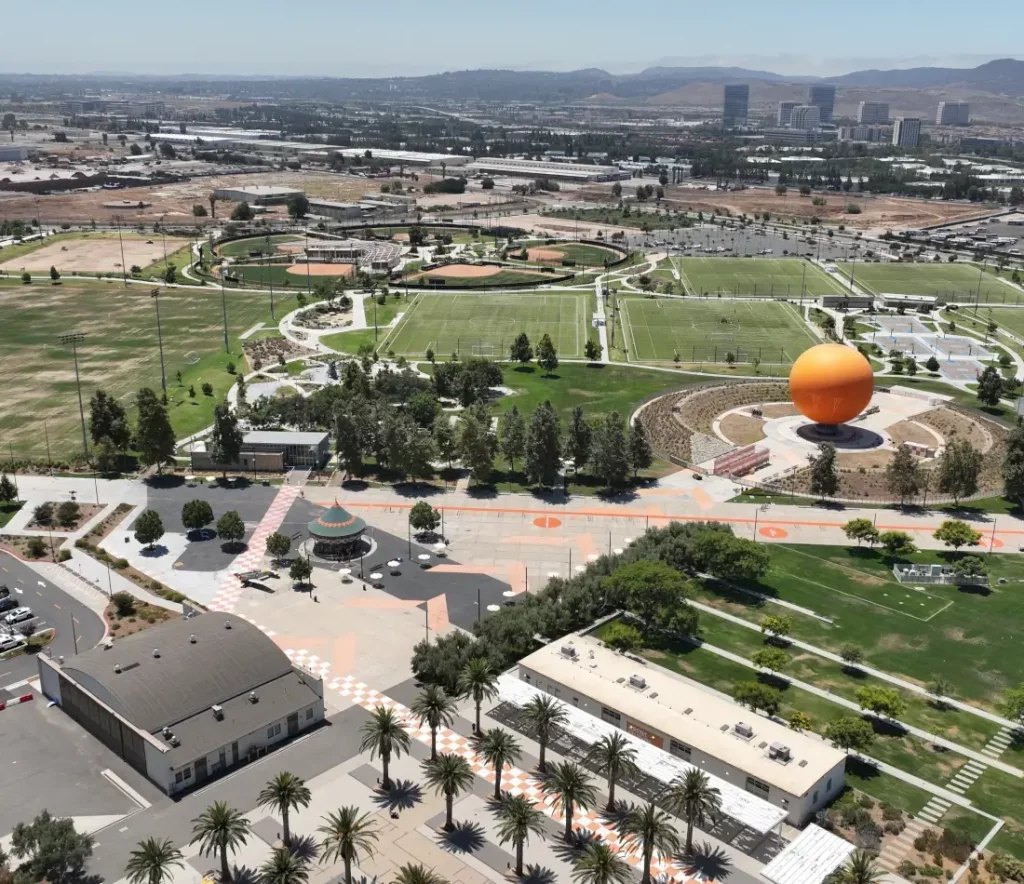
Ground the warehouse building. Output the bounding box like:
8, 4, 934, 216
38, 613, 325, 795
518, 630, 847, 824
308, 199, 365, 221
464, 157, 630, 182
212, 185, 304, 205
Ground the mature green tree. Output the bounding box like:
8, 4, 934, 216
590, 411, 630, 488
422, 753, 475, 831
89, 389, 131, 451
231, 201, 254, 221
135, 388, 176, 473
856, 685, 907, 720
733, 681, 783, 716
334, 410, 365, 476
937, 439, 983, 505
933, 519, 982, 551
606, 560, 689, 633
536, 333, 559, 375
216, 510, 246, 548
473, 728, 523, 799
495, 794, 546, 876
521, 694, 568, 773
886, 444, 925, 506
564, 406, 593, 472
628, 420, 653, 479
0, 473, 17, 503
189, 802, 250, 883
584, 338, 601, 362
499, 406, 527, 473
789, 711, 813, 733
266, 531, 292, 563
586, 732, 639, 810
977, 365, 1005, 407
458, 414, 494, 484
257, 772, 311, 846
525, 401, 562, 487
181, 499, 214, 536
134, 509, 164, 549
392, 864, 446, 884
358, 706, 410, 790
840, 644, 864, 668
457, 658, 499, 733
317, 807, 379, 884
843, 518, 879, 546
925, 355, 941, 373
953, 555, 988, 582
509, 333, 533, 365
259, 846, 309, 884
1003, 418, 1024, 508
409, 501, 441, 534
620, 802, 681, 884
760, 613, 792, 641
289, 556, 313, 586
542, 761, 597, 843
751, 647, 790, 674
841, 850, 885, 884
125, 837, 184, 884
879, 530, 916, 559
410, 684, 458, 760
11, 811, 94, 884
407, 391, 441, 429
571, 842, 632, 884
667, 768, 721, 856
209, 408, 244, 472
57, 500, 80, 528
808, 442, 840, 499
433, 419, 458, 469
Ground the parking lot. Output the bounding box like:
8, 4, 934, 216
620, 224, 858, 264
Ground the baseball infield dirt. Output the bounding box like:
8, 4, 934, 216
423, 264, 501, 278
286, 263, 355, 277
527, 248, 564, 262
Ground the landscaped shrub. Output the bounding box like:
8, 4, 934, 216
111, 591, 135, 617
603, 621, 644, 651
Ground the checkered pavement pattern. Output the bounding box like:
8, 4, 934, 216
208, 485, 301, 613
334, 675, 695, 883
283, 648, 332, 679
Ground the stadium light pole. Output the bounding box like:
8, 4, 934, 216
219, 271, 229, 353
304, 229, 312, 297
266, 234, 276, 321
115, 216, 128, 287
149, 288, 167, 396
59, 332, 90, 460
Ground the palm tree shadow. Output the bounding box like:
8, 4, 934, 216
597, 801, 632, 828
678, 842, 733, 880
522, 865, 558, 884
372, 778, 423, 811
286, 834, 320, 864
549, 828, 597, 863
230, 866, 259, 884
436, 820, 487, 854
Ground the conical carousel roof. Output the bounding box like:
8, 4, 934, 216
308, 501, 367, 538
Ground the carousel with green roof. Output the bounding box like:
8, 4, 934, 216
307, 501, 368, 560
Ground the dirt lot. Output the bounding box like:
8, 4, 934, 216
0, 171, 395, 226
720, 413, 766, 446
0, 234, 187, 273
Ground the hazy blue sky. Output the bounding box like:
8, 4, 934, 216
4, 0, 1021, 77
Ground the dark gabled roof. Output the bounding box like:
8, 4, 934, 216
308, 502, 366, 539
62, 613, 293, 733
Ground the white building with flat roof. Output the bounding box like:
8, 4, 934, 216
517, 629, 847, 824
465, 157, 629, 182
212, 185, 304, 205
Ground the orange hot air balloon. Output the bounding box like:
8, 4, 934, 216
789, 343, 874, 425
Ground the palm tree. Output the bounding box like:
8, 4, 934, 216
410, 685, 458, 760
189, 801, 250, 883
620, 802, 681, 884
542, 761, 597, 843
317, 807, 380, 884
521, 694, 568, 773
125, 838, 184, 884
667, 769, 722, 856
260, 847, 310, 884
844, 850, 885, 884
473, 727, 523, 799
586, 732, 639, 810
359, 705, 411, 790
393, 863, 446, 884
495, 794, 547, 876
457, 658, 499, 733
571, 841, 633, 884
257, 772, 312, 846
422, 753, 475, 831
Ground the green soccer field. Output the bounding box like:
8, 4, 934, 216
677, 257, 846, 297
837, 262, 1024, 303
959, 306, 1024, 339
620, 297, 819, 363
383, 292, 590, 358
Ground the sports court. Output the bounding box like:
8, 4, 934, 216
676, 257, 847, 297
619, 298, 819, 363
383, 292, 589, 358
839, 262, 1023, 303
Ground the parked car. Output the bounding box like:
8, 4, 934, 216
4, 607, 33, 625
0, 635, 24, 653
0, 597, 19, 614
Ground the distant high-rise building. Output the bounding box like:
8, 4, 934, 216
777, 101, 799, 126
857, 101, 890, 124
723, 85, 749, 128
893, 117, 922, 148
936, 101, 970, 126
808, 85, 836, 123
790, 105, 821, 130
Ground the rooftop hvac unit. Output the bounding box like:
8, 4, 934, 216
560, 644, 578, 659
189, 634, 197, 644
211, 704, 224, 720
734, 721, 754, 739
769, 742, 792, 762
249, 691, 259, 703
224, 621, 233, 629
152, 648, 160, 658
168, 735, 180, 747
628, 674, 647, 690
162, 726, 172, 738
113, 663, 122, 673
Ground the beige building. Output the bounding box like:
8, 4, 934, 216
517, 630, 847, 824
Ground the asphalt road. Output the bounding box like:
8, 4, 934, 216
0, 552, 106, 685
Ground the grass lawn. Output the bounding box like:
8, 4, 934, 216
138, 242, 196, 284
0, 502, 23, 528
405, 267, 560, 288
383, 292, 591, 359
838, 262, 1023, 304
696, 543, 1024, 710
677, 257, 847, 297
216, 235, 304, 259
528, 242, 624, 267
619, 297, 818, 364
0, 278, 295, 458
218, 263, 351, 289
959, 306, 1024, 342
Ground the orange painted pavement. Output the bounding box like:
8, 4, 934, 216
341, 597, 424, 610
533, 516, 562, 528
576, 533, 598, 559
506, 561, 527, 594
427, 593, 449, 632
760, 526, 789, 539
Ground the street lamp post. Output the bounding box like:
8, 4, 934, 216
220, 273, 230, 353
115, 216, 128, 288
59, 332, 89, 460
150, 288, 167, 396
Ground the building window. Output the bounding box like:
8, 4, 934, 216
306, 708, 313, 720
175, 771, 184, 784
669, 739, 692, 758
183, 768, 192, 780
601, 706, 621, 724
813, 790, 819, 804
826, 777, 833, 792
267, 727, 274, 739
745, 776, 770, 798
